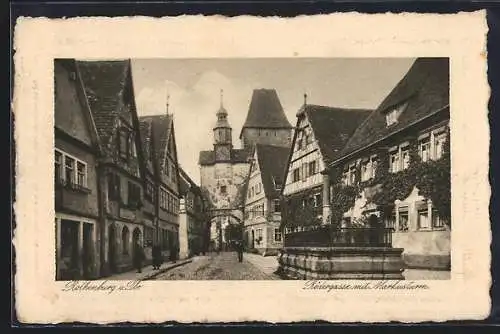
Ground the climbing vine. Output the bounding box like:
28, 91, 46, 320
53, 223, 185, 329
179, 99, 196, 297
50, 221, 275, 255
329, 128, 451, 227
281, 187, 323, 229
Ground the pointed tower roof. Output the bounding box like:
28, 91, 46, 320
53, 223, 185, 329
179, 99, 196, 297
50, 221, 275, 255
239, 89, 292, 138
214, 89, 231, 129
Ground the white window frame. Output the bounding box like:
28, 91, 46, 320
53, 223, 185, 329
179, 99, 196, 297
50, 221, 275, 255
418, 135, 431, 162
55, 148, 88, 188
274, 228, 282, 242
313, 193, 322, 208
273, 199, 281, 213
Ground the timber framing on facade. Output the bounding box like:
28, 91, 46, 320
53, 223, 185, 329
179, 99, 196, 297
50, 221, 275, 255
326, 57, 451, 270
54, 58, 198, 280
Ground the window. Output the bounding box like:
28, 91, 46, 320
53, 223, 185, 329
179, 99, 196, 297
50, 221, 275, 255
292, 168, 300, 182
432, 209, 446, 228
64, 156, 75, 185
349, 164, 357, 185
274, 228, 282, 242
435, 132, 447, 159
145, 180, 154, 201
256, 183, 261, 194
385, 103, 406, 127
127, 182, 141, 207
55, 150, 62, 184
77, 162, 86, 187
401, 146, 410, 170
308, 160, 317, 176
119, 129, 128, 158
314, 193, 322, 208
342, 169, 349, 186
273, 199, 281, 213
55, 150, 89, 190
256, 228, 263, 239
160, 188, 168, 210
127, 135, 134, 158
389, 151, 399, 173
220, 185, 227, 195
417, 208, 430, 230
360, 156, 378, 181
296, 130, 303, 151
108, 173, 121, 201
397, 208, 409, 232
419, 137, 431, 162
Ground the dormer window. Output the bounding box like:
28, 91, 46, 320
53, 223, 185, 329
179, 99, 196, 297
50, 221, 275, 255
384, 102, 407, 127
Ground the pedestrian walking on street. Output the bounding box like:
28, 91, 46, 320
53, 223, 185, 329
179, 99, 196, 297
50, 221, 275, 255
133, 240, 145, 273
152, 244, 163, 270
236, 240, 243, 263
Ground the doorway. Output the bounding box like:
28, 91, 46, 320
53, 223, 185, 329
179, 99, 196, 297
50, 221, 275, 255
82, 223, 94, 279
133, 228, 142, 254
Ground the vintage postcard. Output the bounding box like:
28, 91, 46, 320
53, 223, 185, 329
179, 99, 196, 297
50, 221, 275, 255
13, 11, 490, 323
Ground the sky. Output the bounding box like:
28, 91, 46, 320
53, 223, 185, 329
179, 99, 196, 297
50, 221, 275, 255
131, 58, 416, 184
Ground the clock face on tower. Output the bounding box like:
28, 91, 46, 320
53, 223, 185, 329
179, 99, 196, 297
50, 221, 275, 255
215, 145, 230, 161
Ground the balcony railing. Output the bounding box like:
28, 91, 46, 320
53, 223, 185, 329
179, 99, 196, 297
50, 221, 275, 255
284, 226, 393, 248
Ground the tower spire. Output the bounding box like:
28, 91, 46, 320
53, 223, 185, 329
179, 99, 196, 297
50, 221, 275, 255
303, 92, 308, 106
220, 88, 224, 108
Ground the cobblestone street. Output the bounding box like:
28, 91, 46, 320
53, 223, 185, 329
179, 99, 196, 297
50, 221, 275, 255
152, 252, 279, 280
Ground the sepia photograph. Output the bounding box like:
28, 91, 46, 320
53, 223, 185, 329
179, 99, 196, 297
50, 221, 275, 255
14, 12, 490, 323
54, 57, 451, 282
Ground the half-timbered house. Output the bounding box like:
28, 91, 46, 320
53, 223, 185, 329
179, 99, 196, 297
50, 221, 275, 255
327, 57, 451, 270
78, 60, 146, 275
281, 102, 371, 231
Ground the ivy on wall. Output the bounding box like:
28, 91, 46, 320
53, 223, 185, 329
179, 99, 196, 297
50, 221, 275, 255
329, 128, 451, 227
281, 187, 322, 229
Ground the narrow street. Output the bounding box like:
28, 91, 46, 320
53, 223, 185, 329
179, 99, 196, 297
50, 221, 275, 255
152, 252, 279, 280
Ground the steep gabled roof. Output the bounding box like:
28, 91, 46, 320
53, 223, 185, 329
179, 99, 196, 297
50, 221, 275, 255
336, 57, 450, 161
178, 167, 201, 196
140, 114, 173, 168
138, 117, 156, 175
77, 60, 130, 142
301, 105, 372, 164
239, 89, 292, 138
198, 148, 251, 166
255, 144, 291, 198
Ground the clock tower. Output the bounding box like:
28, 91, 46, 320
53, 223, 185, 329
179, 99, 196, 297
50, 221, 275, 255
213, 89, 232, 162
